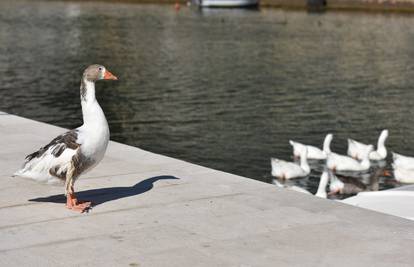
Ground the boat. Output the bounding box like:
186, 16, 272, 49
194, 0, 259, 8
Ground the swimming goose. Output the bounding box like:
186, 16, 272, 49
289, 133, 332, 160
327, 145, 373, 172
392, 166, 414, 184
347, 130, 388, 160
271, 146, 310, 179
272, 170, 329, 198
391, 153, 414, 183
392, 152, 414, 170
14, 65, 118, 212
328, 172, 366, 195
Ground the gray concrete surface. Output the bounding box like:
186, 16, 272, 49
0, 112, 413, 266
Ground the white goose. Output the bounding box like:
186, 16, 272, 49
271, 146, 310, 179
289, 133, 333, 160
14, 65, 118, 212
392, 166, 414, 184
392, 152, 414, 170
327, 145, 373, 172
391, 153, 414, 183
347, 130, 388, 161
272, 171, 329, 198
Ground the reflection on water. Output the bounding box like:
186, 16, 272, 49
1, 0, 414, 196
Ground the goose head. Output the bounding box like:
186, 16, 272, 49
83, 64, 118, 82
80, 65, 118, 102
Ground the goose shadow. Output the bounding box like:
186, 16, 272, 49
29, 175, 179, 207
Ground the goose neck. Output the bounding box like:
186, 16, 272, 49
300, 154, 310, 173
316, 172, 329, 198
323, 134, 332, 154
80, 79, 107, 127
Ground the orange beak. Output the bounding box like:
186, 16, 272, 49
104, 70, 118, 80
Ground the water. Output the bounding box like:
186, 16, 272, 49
2, 0, 414, 196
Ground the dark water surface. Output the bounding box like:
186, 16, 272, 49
2, 0, 414, 196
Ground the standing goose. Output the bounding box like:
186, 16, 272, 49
14, 65, 118, 212
289, 133, 333, 160
347, 130, 389, 160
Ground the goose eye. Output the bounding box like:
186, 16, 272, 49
98, 67, 103, 71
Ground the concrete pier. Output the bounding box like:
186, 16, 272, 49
0, 112, 413, 266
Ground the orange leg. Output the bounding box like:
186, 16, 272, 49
66, 187, 92, 213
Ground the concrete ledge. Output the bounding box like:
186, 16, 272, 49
1, 113, 413, 266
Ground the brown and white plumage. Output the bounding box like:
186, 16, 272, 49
14, 64, 118, 212
15, 130, 80, 183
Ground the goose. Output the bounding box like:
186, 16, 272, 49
327, 145, 373, 172
289, 133, 332, 160
347, 130, 388, 160
272, 171, 329, 198
14, 65, 118, 212
392, 152, 414, 170
271, 146, 310, 179
392, 166, 414, 184
328, 172, 366, 195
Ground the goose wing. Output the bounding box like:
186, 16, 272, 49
14, 130, 80, 182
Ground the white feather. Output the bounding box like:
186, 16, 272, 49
289, 134, 332, 160
271, 146, 310, 179
327, 145, 373, 172
347, 130, 388, 161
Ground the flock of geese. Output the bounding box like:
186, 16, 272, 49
270, 129, 414, 198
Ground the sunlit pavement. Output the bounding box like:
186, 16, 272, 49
0, 112, 413, 266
